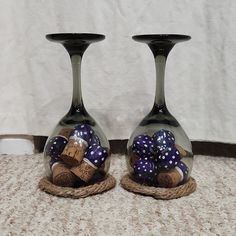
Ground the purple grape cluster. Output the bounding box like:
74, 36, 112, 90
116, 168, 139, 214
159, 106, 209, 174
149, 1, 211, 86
46, 124, 107, 169
69, 124, 95, 145
131, 129, 183, 183
45, 136, 68, 169
84, 144, 108, 168
133, 159, 158, 183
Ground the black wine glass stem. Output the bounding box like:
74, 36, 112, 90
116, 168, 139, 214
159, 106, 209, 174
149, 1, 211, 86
154, 54, 167, 107
70, 54, 84, 110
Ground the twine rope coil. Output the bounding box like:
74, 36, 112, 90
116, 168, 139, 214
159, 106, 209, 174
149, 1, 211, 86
120, 174, 196, 200
39, 174, 116, 198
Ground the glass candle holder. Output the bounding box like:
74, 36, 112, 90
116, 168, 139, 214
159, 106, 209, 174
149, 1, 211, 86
43, 33, 110, 188
127, 34, 193, 188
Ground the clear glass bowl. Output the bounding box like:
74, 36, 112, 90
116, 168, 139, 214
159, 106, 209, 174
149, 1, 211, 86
127, 34, 193, 188
43, 33, 110, 188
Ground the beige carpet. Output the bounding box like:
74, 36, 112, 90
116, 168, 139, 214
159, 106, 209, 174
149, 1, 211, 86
0, 154, 235, 236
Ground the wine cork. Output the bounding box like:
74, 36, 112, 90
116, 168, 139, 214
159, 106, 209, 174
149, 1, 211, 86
157, 169, 182, 188
175, 144, 187, 157
99, 162, 106, 171
59, 127, 73, 139
71, 160, 96, 183
52, 163, 76, 187
70, 144, 108, 183
157, 161, 189, 188
61, 137, 88, 166
129, 153, 139, 167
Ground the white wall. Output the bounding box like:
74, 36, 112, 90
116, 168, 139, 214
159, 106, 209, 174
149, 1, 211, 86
0, 0, 235, 143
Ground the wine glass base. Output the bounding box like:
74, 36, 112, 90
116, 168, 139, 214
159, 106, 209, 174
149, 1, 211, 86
38, 174, 116, 198
120, 174, 196, 200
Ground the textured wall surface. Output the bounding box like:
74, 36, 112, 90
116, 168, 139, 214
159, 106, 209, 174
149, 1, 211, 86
0, 0, 235, 143
0, 154, 235, 235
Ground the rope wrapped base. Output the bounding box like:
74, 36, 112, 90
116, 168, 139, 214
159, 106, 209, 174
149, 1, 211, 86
39, 174, 116, 198
120, 174, 196, 200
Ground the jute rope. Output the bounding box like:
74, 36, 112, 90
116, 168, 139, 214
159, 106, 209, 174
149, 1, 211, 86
120, 174, 197, 200
38, 174, 116, 198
